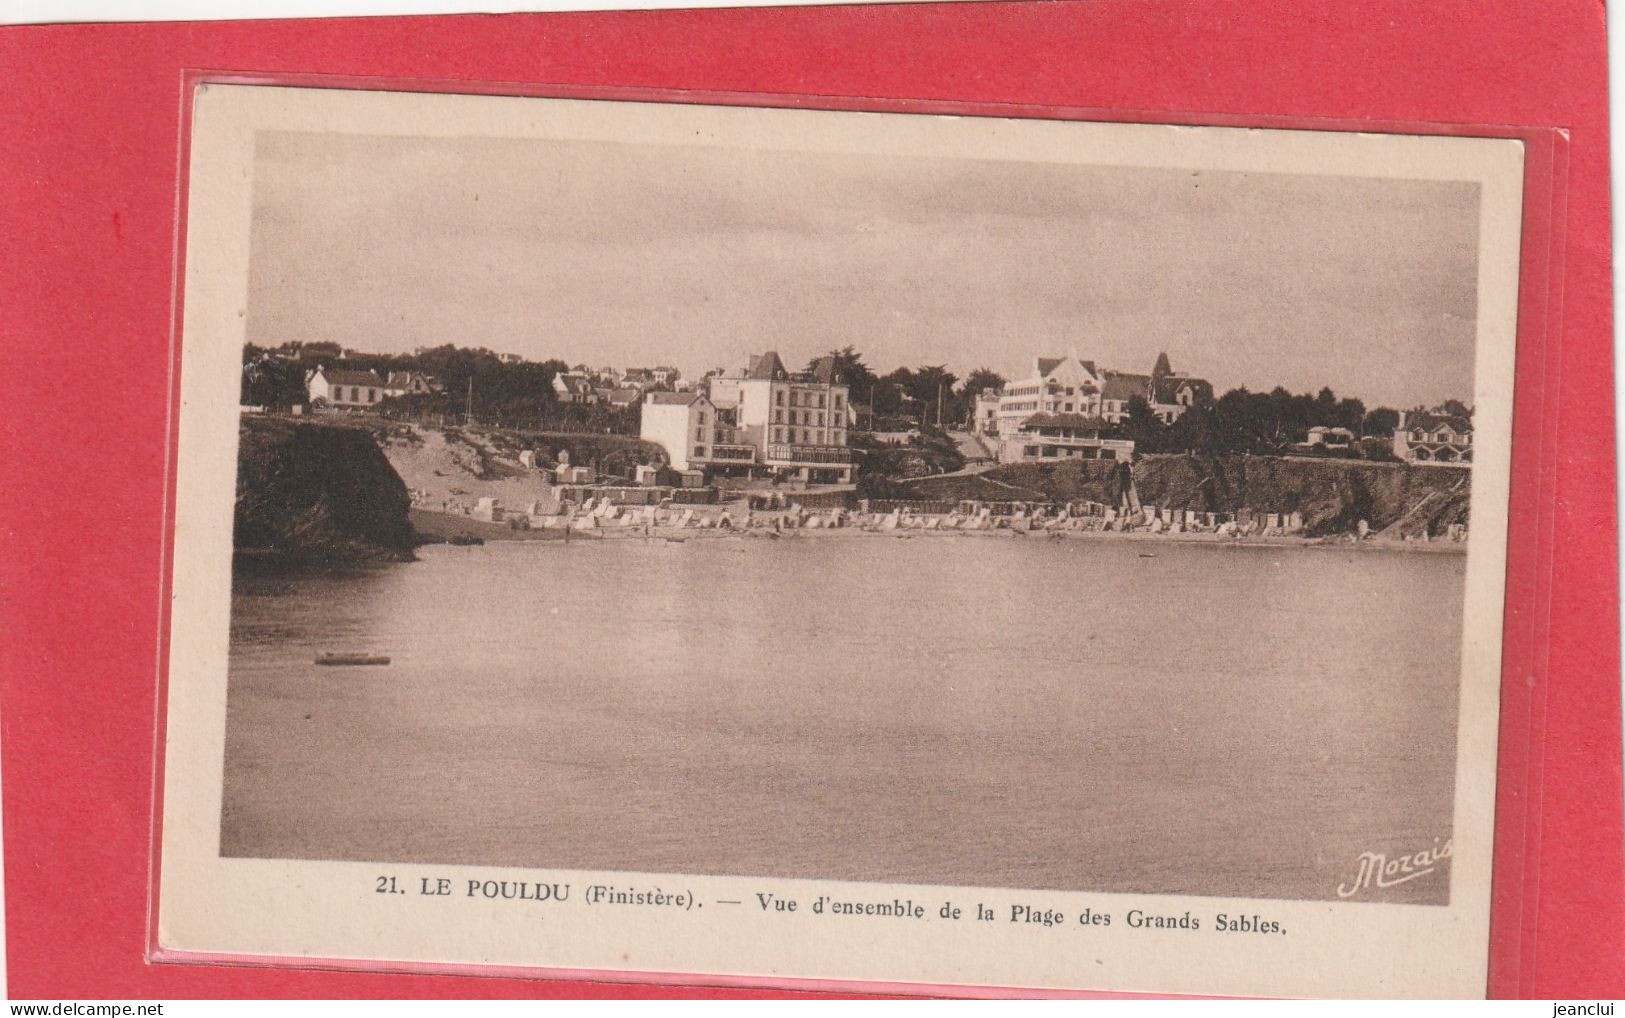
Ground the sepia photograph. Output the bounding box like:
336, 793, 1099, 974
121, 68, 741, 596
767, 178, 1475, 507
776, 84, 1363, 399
158, 84, 1524, 996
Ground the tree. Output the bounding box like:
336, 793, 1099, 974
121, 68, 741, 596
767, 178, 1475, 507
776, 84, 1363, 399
818, 347, 875, 406
953, 368, 1007, 430
1437, 398, 1472, 417
1122, 396, 1166, 453
239, 349, 309, 408
961, 367, 1006, 397
1164, 402, 1220, 453
1332, 396, 1367, 434
907, 365, 959, 429
872, 367, 916, 420
1362, 407, 1400, 438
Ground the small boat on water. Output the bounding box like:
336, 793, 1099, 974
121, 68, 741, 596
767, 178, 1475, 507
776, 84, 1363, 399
316, 653, 391, 667
447, 533, 485, 546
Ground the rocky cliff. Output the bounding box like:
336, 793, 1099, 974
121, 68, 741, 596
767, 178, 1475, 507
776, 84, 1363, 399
235, 417, 416, 562
891, 453, 1471, 538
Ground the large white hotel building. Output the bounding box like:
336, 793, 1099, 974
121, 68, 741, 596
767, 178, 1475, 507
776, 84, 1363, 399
640, 351, 854, 484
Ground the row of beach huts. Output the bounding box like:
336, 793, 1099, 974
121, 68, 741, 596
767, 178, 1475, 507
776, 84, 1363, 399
425, 492, 1322, 537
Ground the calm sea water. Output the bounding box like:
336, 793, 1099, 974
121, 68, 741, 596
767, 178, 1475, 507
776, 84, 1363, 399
222, 536, 1464, 904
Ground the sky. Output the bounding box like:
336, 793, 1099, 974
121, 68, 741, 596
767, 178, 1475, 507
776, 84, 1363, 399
246, 129, 1482, 409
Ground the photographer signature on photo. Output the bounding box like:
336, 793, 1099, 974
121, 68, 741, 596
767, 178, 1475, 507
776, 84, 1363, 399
1336, 839, 1453, 898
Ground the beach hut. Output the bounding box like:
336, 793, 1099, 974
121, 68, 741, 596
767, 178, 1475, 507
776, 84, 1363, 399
472, 497, 503, 522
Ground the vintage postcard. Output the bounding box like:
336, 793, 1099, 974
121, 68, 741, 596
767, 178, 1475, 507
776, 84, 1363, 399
156, 83, 1524, 997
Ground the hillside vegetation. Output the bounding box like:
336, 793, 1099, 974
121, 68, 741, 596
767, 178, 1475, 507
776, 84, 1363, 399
878, 454, 1470, 538
235, 417, 415, 562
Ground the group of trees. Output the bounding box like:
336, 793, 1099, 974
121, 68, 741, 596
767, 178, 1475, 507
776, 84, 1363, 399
1122, 386, 1373, 456
240, 343, 641, 434
1118, 386, 1467, 459
244, 340, 1458, 457
810, 348, 1004, 429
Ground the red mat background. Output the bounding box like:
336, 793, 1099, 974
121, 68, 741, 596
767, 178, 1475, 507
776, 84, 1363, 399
1, 0, 1619, 999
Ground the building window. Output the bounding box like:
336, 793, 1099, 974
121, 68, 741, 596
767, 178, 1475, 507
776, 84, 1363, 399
817, 394, 825, 408
695, 426, 704, 440
776, 391, 784, 406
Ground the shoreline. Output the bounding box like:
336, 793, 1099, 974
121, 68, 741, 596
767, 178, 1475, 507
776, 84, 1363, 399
407, 508, 1466, 555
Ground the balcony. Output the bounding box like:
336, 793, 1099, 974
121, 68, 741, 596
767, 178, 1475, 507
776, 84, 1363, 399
766, 444, 853, 465
708, 443, 757, 463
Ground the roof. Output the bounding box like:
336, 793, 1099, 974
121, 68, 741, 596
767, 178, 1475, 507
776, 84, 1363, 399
647, 391, 705, 406
383, 370, 434, 388
1100, 372, 1150, 401
317, 368, 383, 387
747, 351, 787, 380
608, 388, 641, 403
1018, 412, 1111, 431
1151, 375, 1213, 404
806, 355, 843, 385
1406, 411, 1472, 434
1309, 425, 1356, 436
1032, 355, 1098, 377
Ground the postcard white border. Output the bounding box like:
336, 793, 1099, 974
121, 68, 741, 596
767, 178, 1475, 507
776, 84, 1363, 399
157, 84, 1524, 999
